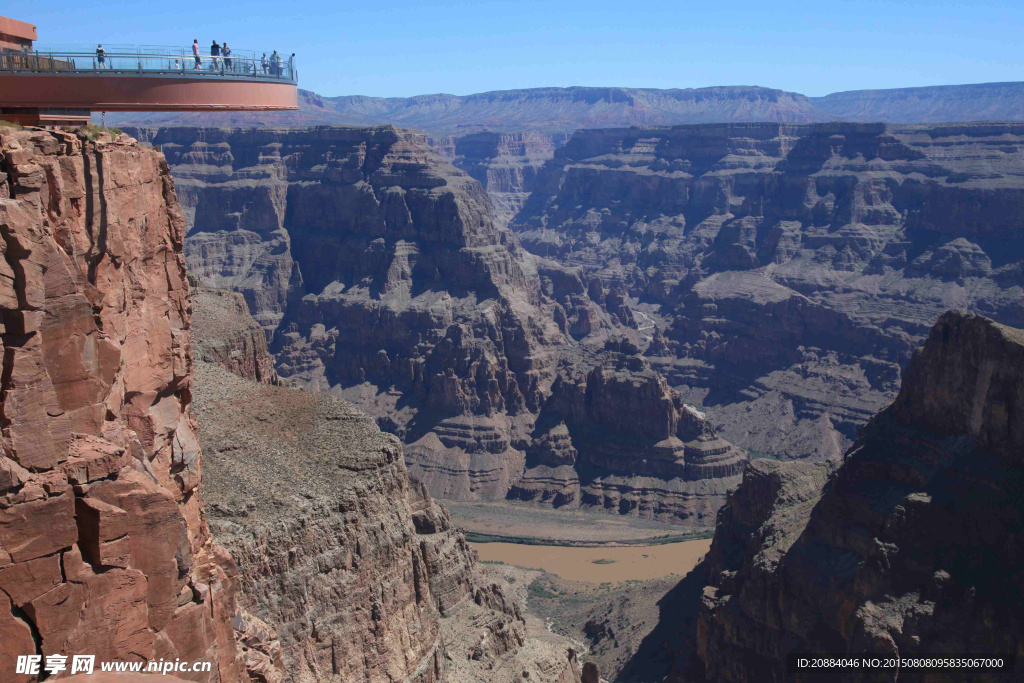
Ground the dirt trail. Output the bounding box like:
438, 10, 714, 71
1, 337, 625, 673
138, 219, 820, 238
472, 539, 712, 583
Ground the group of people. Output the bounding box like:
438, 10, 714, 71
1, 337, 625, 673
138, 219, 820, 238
93, 41, 292, 77
189, 40, 291, 77
191, 40, 235, 71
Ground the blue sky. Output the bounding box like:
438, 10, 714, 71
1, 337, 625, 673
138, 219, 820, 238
18, 0, 1024, 98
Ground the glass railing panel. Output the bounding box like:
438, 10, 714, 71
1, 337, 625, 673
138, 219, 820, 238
0, 48, 296, 82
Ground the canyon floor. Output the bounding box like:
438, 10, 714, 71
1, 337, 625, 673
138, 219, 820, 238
448, 500, 712, 545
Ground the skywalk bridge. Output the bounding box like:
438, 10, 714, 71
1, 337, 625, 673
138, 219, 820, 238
1, 16, 298, 126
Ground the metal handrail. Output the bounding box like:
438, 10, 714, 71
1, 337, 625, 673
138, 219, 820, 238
0, 48, 297, 82
31, 44, 270, 60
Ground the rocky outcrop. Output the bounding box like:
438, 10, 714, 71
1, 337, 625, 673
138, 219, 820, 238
511, 343, 748, 524
194, 361, 451, 681
512, 122, 1024, 460
192, 284, 278, 385
192, 360, 580, 682
0, 126, 243, 680
695, 311, 1024, 682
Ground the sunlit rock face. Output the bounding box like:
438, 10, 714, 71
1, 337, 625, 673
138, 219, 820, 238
0, 126, 245, 681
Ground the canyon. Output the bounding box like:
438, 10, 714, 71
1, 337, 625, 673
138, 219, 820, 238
124, 124, 747, 528
120, 119, 1024, 521
106, 121, 1024, 682
557, 312, 1024, 682
4, 95, 1024, 683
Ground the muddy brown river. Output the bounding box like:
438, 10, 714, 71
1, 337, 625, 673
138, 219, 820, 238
471, 539, 712, 583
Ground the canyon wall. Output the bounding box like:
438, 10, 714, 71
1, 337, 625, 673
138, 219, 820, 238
191, 353, 580, 682
695, 311, 1024, 682
430, 131, 569, 226
512, 122, 1024, 460
0, 126, 244, 680
194, 361, 453, 682
119, 125, 746, 527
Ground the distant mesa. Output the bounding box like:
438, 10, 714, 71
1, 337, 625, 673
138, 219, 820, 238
103, 80, 1024, 135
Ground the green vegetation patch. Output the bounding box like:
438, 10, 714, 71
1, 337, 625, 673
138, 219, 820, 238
592, 558, 616, 565
0, 121, 25, 130
747, 448, 782, 460
527, 578, 560, 600
76, 123, 123, 140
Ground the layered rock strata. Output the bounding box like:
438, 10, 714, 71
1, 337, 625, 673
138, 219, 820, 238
696, 311, 1024, 682
512, 122, 1024, 460
120, 125, 748, 525
123, 126, 577, 503
0, 126, 244, 680
192, 360, 580, 682
194, 362, 451, 681
432, 132, 568, 226
511, 343, 748, 524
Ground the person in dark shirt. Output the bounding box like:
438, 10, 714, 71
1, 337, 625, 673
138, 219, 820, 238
269, 50, 280, 77
210, 40, 221, 70
96, 44, 106, 68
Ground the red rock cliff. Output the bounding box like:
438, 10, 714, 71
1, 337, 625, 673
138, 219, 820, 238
0, 126, 244, 682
